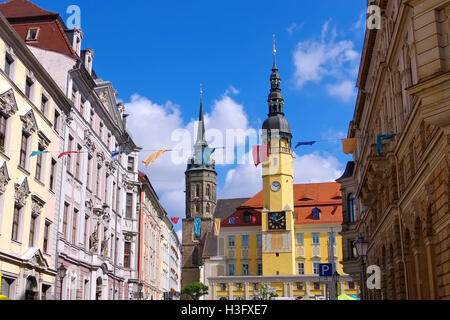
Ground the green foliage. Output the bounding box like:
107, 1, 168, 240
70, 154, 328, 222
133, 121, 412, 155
259, 284, 279, 300
181, 282, 209, 300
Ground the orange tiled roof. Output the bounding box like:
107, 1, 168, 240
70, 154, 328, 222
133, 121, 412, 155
222, 182, 343, 227
0, 0, 58, 19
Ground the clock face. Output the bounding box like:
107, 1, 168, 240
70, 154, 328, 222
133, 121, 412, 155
268, 212, 286, 231
271, 181, 281, 192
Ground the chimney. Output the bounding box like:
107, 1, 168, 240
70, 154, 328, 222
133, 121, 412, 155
84, 48, 94, 75
72, 28, 84, 56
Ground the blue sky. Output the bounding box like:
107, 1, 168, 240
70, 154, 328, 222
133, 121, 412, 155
32, 0, 367, 234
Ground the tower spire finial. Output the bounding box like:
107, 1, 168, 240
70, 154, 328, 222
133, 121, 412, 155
273, 34, 277, 69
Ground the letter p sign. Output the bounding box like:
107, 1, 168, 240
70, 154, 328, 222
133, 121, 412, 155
367, 265, 381, 290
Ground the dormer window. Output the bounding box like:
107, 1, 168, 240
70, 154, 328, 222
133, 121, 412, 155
312, 207, 322, 220
300, 197, 313, 202
26, 28, 39, 41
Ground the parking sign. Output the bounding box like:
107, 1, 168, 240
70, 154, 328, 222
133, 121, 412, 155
319, 263, 333, 277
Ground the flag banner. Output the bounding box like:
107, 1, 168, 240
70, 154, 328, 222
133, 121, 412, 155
331, 205, 338, 215
30, 151, 49, 157
194, 218, 201, 237
112, 150, 131, 158
194, 148, 216, 165
295, 141, 316, 148
58, 151, 81, 159
342, 138, 358, 155
171, 217, 180, 224
251, 215, 257, 224
252, 145, 269, 167
142, 150, 171, 167
377, 134, 397, 156
214, 218, 221, 236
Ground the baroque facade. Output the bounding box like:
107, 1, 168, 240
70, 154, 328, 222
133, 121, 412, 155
0, 10, 71, 300
338, 0, 450, 300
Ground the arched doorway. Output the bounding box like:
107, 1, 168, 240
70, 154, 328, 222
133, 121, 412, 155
95, 277, 103, 300
25, 277, 38, 300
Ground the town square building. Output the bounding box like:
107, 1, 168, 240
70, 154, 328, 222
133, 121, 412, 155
338, 0, 450, 300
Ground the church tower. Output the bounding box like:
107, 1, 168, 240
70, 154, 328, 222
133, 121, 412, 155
181, 89, 217, 286
261, 41, 296, 276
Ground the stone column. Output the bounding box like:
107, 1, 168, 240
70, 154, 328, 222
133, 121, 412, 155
210, 283, 217, 300
413, 249, 422, 300
425, 237, 436, 300
306, 281, 311, 297
340, 281, 345, 294
228, 282, 233, 300
244, 283, 249, 300
288, 282, 293, 298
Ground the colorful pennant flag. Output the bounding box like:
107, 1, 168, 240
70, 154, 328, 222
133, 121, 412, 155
194, 148, 216, 165
252, 145, 269, 167
377, 134, 397, 156
58, 151, 81, 159
295, 141, 316, 148
171, 217, 180, 224
194, 218, 201, 238
342, 138, 358, 155
142, 150, 171, 167
30, 151, 49, 157
331, 205, 339, 215
214, 218, 221, 237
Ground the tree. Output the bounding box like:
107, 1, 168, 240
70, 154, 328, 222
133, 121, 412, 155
259, 284, 279, 300
181, 282, 209, 300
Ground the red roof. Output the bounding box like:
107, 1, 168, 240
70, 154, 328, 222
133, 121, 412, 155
0, 0, 58, 19
222, 182, 343, 227
0, 0, 77, 59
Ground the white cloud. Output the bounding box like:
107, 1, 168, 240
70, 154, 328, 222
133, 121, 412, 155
326, 80, 357, 102
293, 20, 360, 102
287, 23, 298, 34
219, 151, 343, 199
353, 12, 366, 30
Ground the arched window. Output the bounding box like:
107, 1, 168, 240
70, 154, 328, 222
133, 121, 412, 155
348, 194, 356, 223
196, 203, 201, 213
206, 185, 211, 199
196, 185, 200, 197
206, 204, 210, 214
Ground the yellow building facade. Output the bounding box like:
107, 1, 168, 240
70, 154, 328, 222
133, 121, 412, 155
0, 14, 71, 300
202, 52, 358, 300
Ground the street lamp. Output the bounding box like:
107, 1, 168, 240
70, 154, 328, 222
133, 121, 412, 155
57, 264, 67, 301
138, 282, 144, 301
355, 236, 369, 300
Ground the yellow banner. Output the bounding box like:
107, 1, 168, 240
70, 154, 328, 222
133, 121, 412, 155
214, 218, 221, 236
342, 138, 358, 155
142, 150, 171, 167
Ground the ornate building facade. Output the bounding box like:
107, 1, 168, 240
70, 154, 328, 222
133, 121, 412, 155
338, 0, 450, 300
181, 95, 217, 287
0, 0, 141, 300
0, 11, 71, 300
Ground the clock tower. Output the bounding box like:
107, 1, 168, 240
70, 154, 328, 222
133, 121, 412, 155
261, 42, 296, 276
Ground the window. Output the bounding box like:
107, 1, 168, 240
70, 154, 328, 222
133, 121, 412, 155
67, 136, 74, 172
206, 185, 211, 198
313, 263, 320, 275
126, 193, 133, 219
228, 264, 235, 276
1, 277, 15, 298
90, 111, 94, 127
35, 144, 45, 182
348, 194, 356, 223
257, 264, 263, 276
96, 165, 101, 196
80, 99, 85, 117
242, 264, 249, 276
107, 134, 111, 149
5, 54, 14, 78
236, 283, 243, 291
0, 114, 7, 150
25, 76, 34, 100
104, 172, 108, 201
297, 233, 304, 245
124, 242, 131, 268
253, 283, 259, 291
228, 236, 235, 247
75, 145, 82, 179
241, 235, 249, 247
112, 182, 116, 211
312, 233, 320, 244
127, 157, 134, 172
19, 133, 29, 169
53, 110, 60, 133
99, 123, 103, 140
86, 156, 92, 189
43, 222, 50, 253
29, 214, 37, 247
41, 94, 48, 115
220, 283, 227, 291
298, 263, 305, 275
296, 282, 304, 290
257, 234, 262, 247
26, 28, 39, 41
71, 89, 77, 105
110, 233, 114, 257
348, 282, 355, 290
116, 187, 120, 213
328, 232, 336, 245
72, 209, 78, 244
11, 206, 21, 241
314, 283, 321, 291
63, 203, 69, 239
84, 216, 89, 248
350, 240, 358, 259
48, 159, 56, 191
196, 185, 200, 197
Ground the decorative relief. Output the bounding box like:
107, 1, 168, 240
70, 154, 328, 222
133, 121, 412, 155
90, 226, 99, 253
14, 178, 30, 208
0, 89, 18, 117
20, 109, 38, 136
84, 130, 96, 155
31, 196, 45, 216
97, 151, 105, 166
105, 161, 117, 177
0, 161, 10, 195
